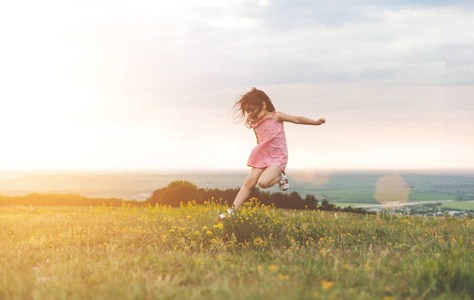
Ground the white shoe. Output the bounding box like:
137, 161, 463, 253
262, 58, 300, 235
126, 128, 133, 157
279, 172, 289, 191
218, 208, 235, 221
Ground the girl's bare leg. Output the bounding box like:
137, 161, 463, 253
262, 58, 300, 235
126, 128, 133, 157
257, 165, 284, 189
232, 167, 265, 210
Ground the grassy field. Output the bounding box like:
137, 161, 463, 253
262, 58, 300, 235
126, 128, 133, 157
1, 202, 473, 300
441, 201, 474, 210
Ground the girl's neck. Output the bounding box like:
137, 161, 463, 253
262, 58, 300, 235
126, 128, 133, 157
259, 110, 272, 119
250, 111, 272, 124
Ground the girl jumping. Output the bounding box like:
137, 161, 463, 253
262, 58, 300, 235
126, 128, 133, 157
219, 88, 326, 220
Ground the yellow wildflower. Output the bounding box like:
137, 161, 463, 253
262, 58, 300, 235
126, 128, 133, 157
268, 265, 279, 272
321, 279, 334, 290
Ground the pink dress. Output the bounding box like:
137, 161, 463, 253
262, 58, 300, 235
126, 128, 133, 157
247, 111, 288, 171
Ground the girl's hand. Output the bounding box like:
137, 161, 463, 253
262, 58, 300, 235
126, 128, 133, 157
318, 118, 326, 125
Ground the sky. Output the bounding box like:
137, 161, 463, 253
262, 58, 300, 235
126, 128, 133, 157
1, 0, 473, 172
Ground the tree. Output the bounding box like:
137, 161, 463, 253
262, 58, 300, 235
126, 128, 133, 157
304, 194, 318, 210
147, 180, 201, 207
320, 199, 336, 211
289, 191, 305, 209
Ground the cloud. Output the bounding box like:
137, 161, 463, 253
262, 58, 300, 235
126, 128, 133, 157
8, 0, 471, 96
238, 6, 474, 85
2, 0, 473, 170
3, 1, 473, 117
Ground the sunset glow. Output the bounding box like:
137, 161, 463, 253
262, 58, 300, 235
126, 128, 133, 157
1, 1, 473, 172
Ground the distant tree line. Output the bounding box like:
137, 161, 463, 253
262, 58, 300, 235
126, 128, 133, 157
0, 180, 368, 214
145, 180, 368, 214
0, 193, 127, 207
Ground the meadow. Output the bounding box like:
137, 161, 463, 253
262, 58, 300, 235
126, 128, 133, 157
1, 201, 473, 300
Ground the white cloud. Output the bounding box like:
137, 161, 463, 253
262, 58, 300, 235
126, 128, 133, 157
1, 0, 474, 171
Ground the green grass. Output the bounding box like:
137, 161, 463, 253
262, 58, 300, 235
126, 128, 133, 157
316, 190, 453, 204
1, 201, 473, 300
441, 201, 474, 210
332, 202, 374, 207
318, 189, 377, 202
407, 192, 455, 201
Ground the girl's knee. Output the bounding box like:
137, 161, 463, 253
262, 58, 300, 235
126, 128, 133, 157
257, 179, 272, 189
243, 177, 258, 189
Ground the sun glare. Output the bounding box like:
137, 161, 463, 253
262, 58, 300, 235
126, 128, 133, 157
2, 71, 104, 170
374, 174, 411, 207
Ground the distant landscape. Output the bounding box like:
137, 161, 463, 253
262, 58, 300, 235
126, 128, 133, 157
1, 169, 474, 211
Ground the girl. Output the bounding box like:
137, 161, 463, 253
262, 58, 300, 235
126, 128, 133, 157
219, 88, 326, 220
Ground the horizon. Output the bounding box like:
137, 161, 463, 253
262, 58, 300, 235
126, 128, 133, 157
2, 167, 473, 203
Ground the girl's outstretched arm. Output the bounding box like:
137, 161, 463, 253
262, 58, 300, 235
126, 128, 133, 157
274, 112, 326, 125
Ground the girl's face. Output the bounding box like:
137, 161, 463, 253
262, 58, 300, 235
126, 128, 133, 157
246, 102, 268, 121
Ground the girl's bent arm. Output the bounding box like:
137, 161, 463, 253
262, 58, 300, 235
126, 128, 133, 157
274, 112, 325, 125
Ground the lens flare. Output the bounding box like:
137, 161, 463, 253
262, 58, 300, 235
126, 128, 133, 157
293, 170, 331, 187
374, 174, 410, 208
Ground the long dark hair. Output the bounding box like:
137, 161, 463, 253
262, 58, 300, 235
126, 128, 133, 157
233, 88, 276, 127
